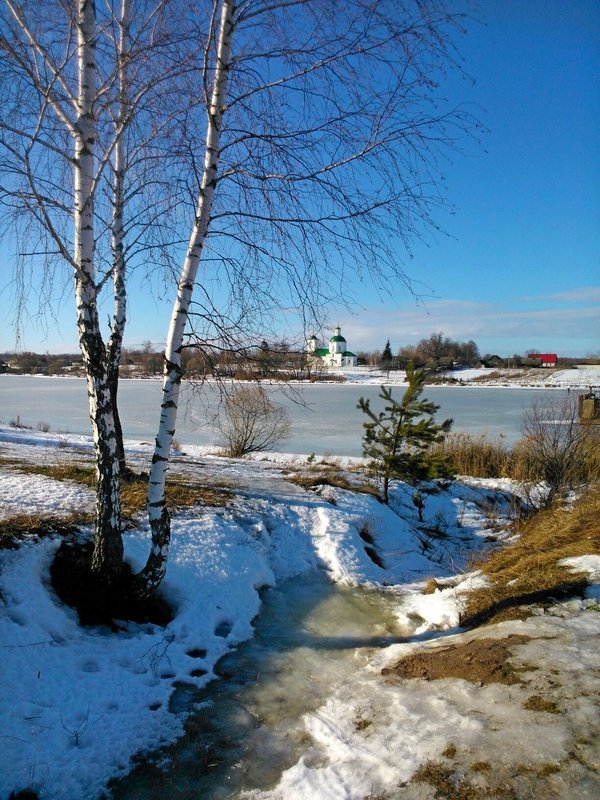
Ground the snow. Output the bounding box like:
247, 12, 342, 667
559, 555, 600, 601
337, 364, 600, 389
1, 430, 598, 799
0, 469, 95, 519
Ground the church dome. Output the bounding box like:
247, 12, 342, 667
329, 334, 346, 343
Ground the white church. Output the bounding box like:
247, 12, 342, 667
307, 325, 358, 368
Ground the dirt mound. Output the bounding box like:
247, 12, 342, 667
382, 634, 532, 685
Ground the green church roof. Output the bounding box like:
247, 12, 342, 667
329, 335, 346, 342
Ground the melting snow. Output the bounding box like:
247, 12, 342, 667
0, 427, 598, 799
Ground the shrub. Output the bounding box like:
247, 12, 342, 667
217, 385, 290, 457
520, 392, 600, 505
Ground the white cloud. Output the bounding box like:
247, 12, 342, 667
521, 286, 600, 304
335, 291, 600, 355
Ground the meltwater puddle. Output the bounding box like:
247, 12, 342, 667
111, 573, 408, 799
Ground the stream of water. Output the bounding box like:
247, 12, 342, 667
111, 573, 408, 799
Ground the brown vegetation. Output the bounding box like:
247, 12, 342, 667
289, 468, 380, 499
2, 461, 231, 523
0, 513, 94, 549
432, 430, 600, 487
461, 484, 600, 627
382, 634, 532, 686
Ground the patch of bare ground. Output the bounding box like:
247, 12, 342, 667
2, 457, 231, 521
382, 634, 532, 686
404, 754, 600, 800
0, 457, 231, 625
289, 468, 381, 499
410, 760, 518, 799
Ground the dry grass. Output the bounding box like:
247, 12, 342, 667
1, 461, 231, 532
119, 475, 231, 518
461, 484, 600, 627
289, 467, 381, 499
430, 433, 533, 480
431, 430, 600, 487
0, 513, 95, 549
4, 462, 97, 486
411, 761, 496, 799
523, 694, 560, 714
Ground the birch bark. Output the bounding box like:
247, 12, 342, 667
107, 0, 130, 478
139, 0, 236, 593
73, 0, 123, 580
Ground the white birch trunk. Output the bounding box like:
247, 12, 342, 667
107, 0, 130, 477
74, 0, 123, 580
139, 0, 236, 593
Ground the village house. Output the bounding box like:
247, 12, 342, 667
307, 325, 358, 368
528, 352, 558, 368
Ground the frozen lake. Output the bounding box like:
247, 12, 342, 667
0, 375, 560, 455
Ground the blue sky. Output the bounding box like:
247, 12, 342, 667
1, 0, 598, 357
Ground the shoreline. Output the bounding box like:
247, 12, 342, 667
2, 365, 600, 391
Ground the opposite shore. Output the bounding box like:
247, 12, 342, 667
2, 364, 600, 390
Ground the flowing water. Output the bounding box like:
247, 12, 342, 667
110, 573, 408, 799
0, 374, 561, 452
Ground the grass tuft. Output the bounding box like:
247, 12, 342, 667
461, 484, 600, 627
523, 694, 560, 714
289, 469, 381, 499
0, 513, 94, 549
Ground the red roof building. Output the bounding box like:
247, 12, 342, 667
528, 353, 558, 367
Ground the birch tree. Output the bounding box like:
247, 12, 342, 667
0, 0, 193, 592
1, 0, 479, 602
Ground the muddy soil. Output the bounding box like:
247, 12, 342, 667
382, 634, 533, 686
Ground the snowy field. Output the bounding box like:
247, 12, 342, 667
339, 364, 600, 388
1, 428, 599, 799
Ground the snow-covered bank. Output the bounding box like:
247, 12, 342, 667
337, 364, 600, 389
4, 364, 600, 390
1, 431, 599, 799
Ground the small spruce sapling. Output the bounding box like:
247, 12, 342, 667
358, 364, 454, 504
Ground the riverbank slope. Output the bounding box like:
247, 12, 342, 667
0, 431, 598, 799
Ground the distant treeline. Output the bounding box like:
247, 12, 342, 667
2, 332, 598, 378
357, 332, 597, 371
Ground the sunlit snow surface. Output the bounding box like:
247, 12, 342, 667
1, 427, 599, 799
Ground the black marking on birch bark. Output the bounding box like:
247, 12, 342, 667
152, 453, 169, 463
162, 399, 177, 409
165, 358, 182, 374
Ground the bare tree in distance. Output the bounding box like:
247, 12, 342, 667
1, 0, 481, 603
520, 392, 600, 508
217, 385, 290, 457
